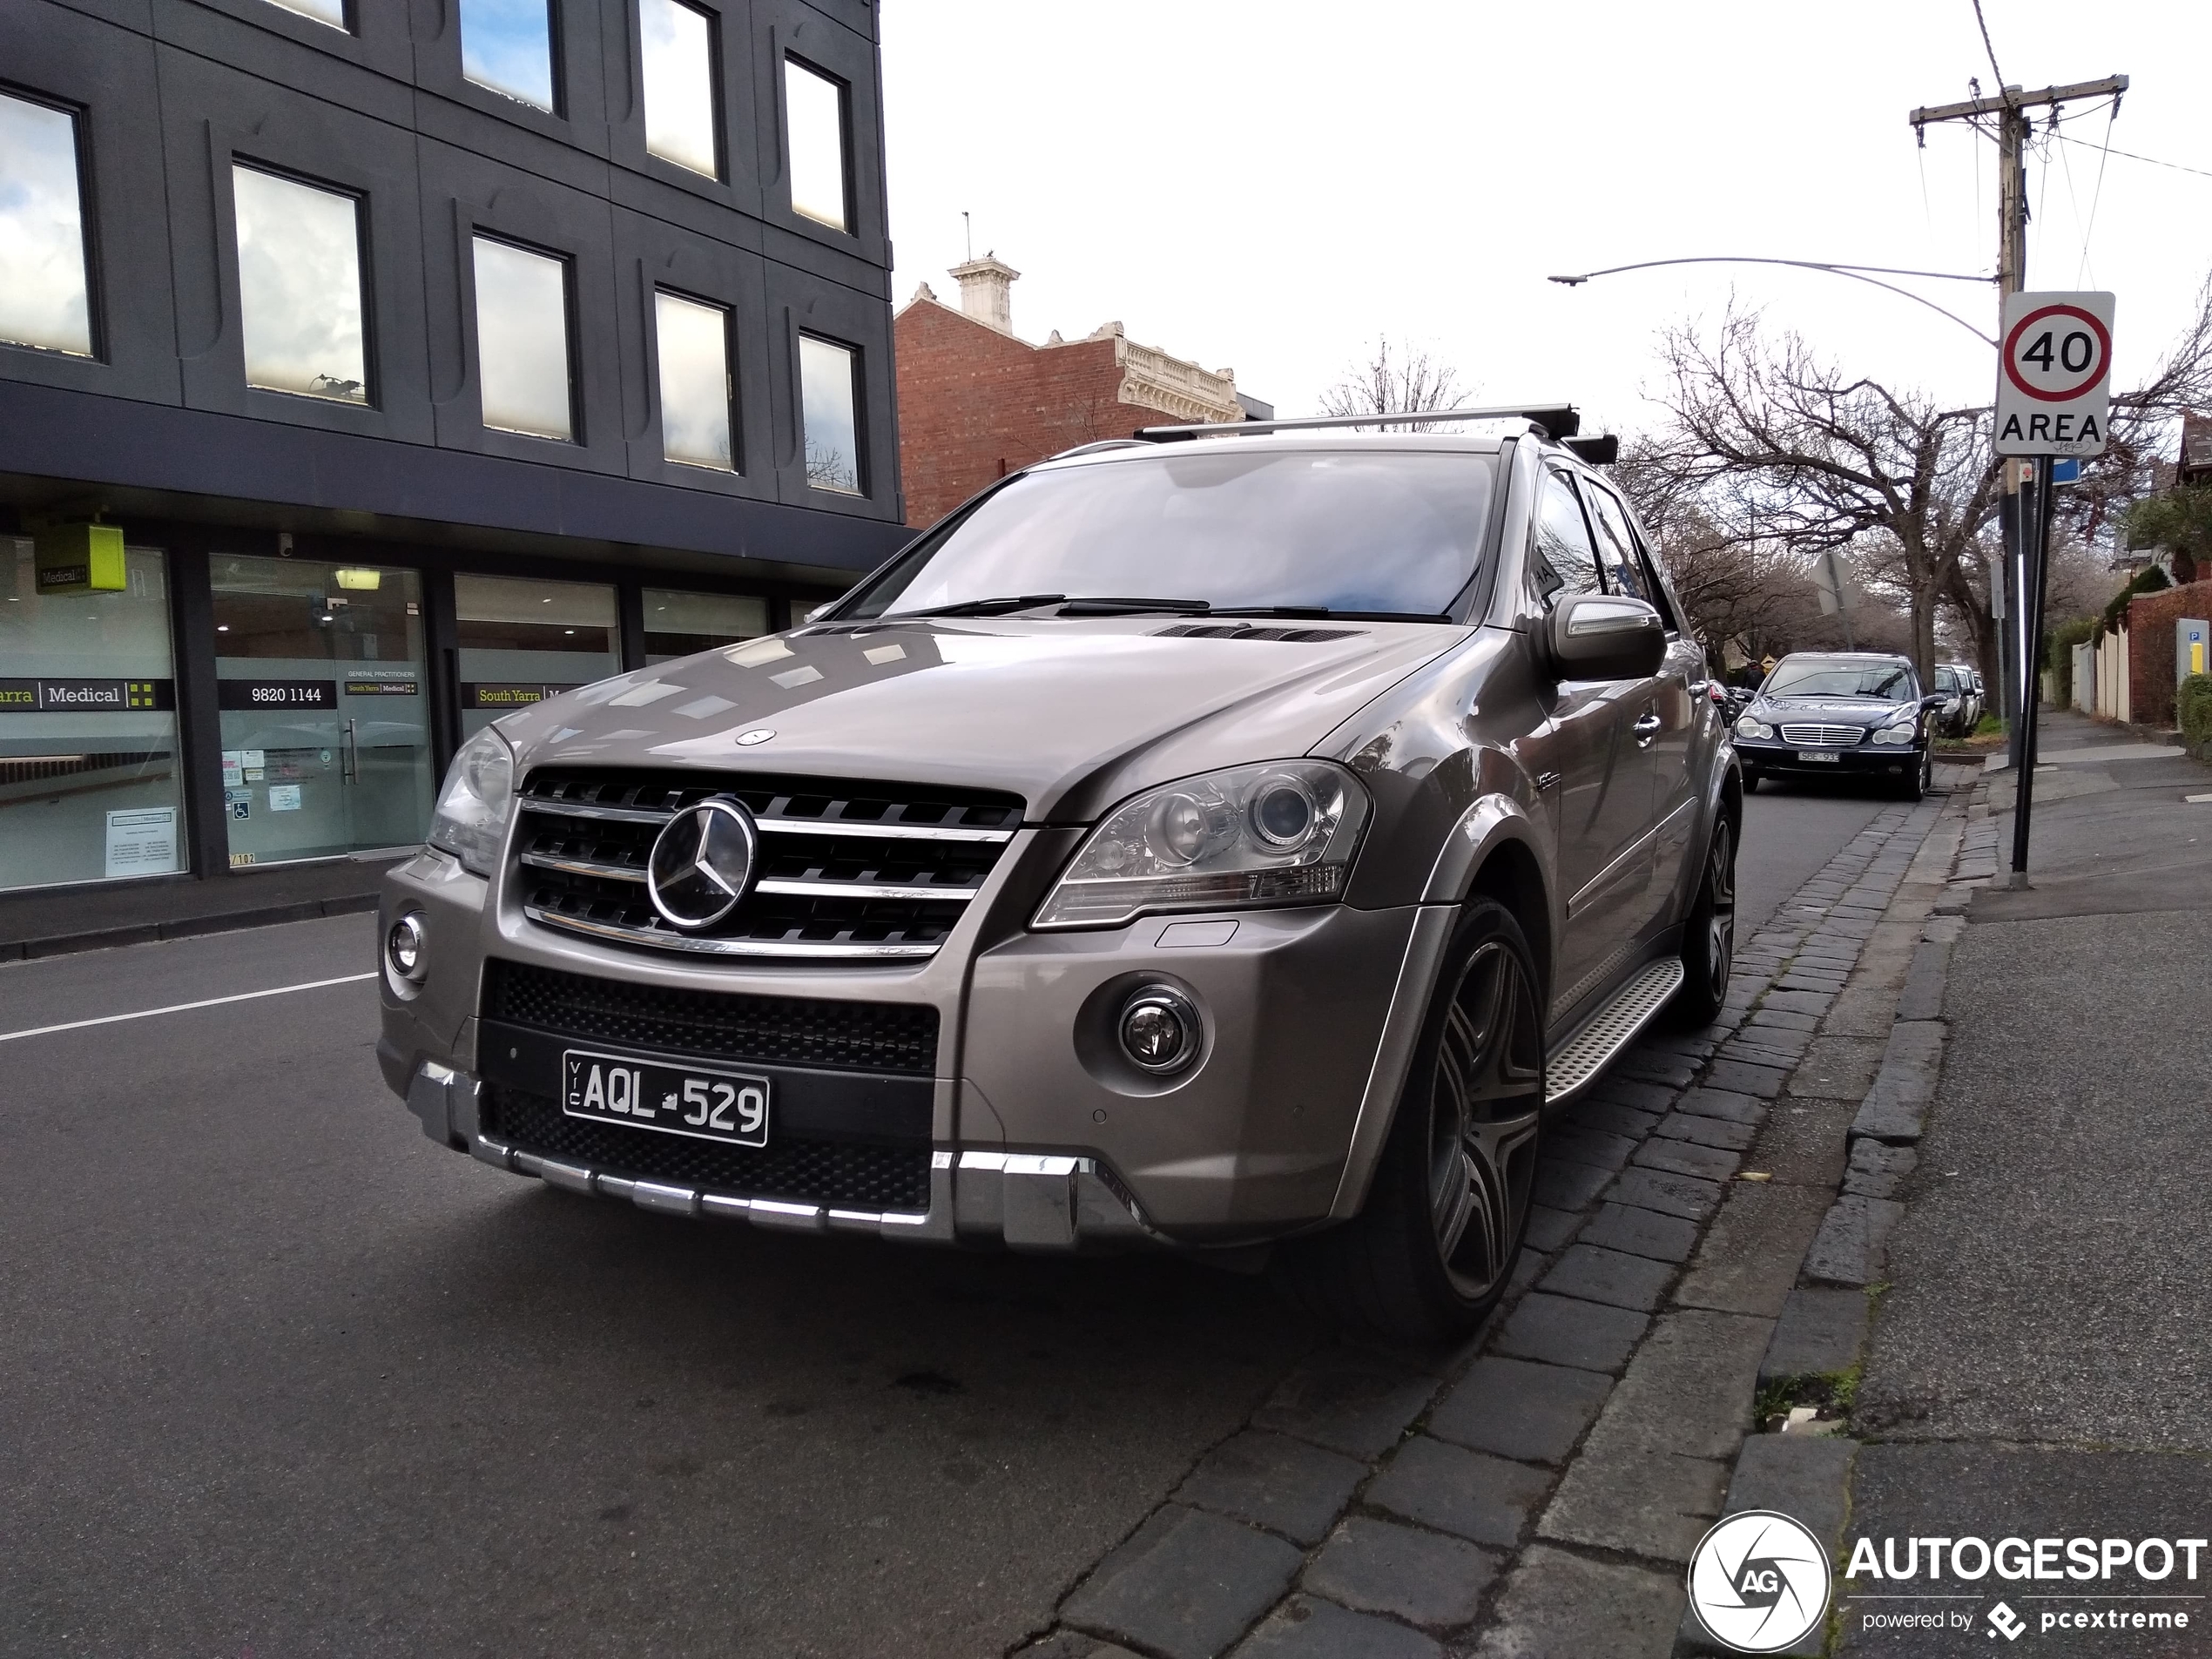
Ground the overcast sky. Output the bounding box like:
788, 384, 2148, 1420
880, 1, 2212, 440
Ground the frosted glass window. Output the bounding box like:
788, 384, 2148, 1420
784, 57, 847, 231
266, 0, 347, 28
233, 165, 368, 403
473, 236, 572, 440
655, 291, 732, 469
799, 334, 860, 495
462, 0, 556, 111
641, 0, 718, 179
0, 93, 93, 357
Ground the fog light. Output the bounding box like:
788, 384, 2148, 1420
387, 913, 428, 981
1118, 985, 1200, 1074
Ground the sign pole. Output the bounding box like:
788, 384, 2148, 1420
2007, 454, 2057, 880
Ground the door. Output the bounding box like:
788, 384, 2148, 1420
1527, 469, 1655, 1018
1585, 480, 1696, 934
212, 555, 434, 867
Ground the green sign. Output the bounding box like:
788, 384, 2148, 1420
34, 524, 127, 595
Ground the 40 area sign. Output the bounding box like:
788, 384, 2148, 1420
1995, 290, 2115, 457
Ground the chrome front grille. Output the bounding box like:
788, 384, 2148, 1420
514, 767, 1022, 961
1779, 724, 1865, 748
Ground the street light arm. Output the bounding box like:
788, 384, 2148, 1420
1548, 256, 1998, 347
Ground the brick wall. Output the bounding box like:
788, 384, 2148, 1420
2125, 577, 2212, 726
894, 302, 1177, 528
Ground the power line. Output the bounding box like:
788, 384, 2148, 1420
2054, 132, 2212, 182
2076, 102, 2118, 287
1969, 0, 2006, 95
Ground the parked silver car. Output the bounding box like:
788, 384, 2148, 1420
375, 408, 1743, 1338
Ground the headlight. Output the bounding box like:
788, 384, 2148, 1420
1735, 715, 1774, 739
1871, 721, 1916, 745
427, 727, 516, 876
1035, 760, 1371, 929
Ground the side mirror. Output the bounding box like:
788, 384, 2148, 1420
1549, 593, 1666, 680
1920, 692, 1949, 710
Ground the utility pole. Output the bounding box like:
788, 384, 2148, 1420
1909, 74, 2127, 745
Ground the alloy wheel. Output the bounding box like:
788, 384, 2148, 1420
1423, 940, 1544, 1301
1703, 819, 1736, 989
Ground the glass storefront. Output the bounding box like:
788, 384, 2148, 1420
455, 574, 620, 738
212, 554, 434, 866
0, 538, 187, 893
643, 588, 767, 664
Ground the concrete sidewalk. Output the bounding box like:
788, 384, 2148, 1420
1838, 709, 2212, 1654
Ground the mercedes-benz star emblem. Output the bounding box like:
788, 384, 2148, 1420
647, 798, 759, 929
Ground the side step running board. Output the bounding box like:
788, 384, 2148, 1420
1544, 958, 1683, 1107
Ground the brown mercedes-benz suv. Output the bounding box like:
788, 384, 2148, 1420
375, 406, 1741, 1338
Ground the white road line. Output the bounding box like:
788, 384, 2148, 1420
0, 972, 377, 1044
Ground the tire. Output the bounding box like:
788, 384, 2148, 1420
1893, 746, 1931, 800
1668, 812, 1737, 1028
1742, 767, 1761, 794
1278, 901, 1545, 1341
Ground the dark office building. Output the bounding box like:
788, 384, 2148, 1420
0, 0, 906, 909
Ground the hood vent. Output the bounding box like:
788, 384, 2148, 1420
1153, 623, 1361, 643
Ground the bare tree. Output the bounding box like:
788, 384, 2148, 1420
1319, 336, 1465, 428
1634, 282, 2212, 694
1632, 305, 1998, 684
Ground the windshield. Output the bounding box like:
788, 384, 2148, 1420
1935, 666, 1961, 691
1764, 660, 1918, 702
842, 448, 1497, 618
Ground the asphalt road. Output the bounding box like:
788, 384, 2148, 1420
0, 783, 1896, 1657
1736, 775, 1892, 934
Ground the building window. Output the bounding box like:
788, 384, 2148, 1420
799, 334, 861, 495
472, 235, 573, 441
783, 57, 848, 231
639, 0, 719, 179
454, 575, 618, 739
233, 165, 369, 405
654, 291, 732, 470
265, 0, 348, 30
0, 539, 186, 892
643, 589, 766, 664
461, 0, 556, 112
0, 92, 93, 358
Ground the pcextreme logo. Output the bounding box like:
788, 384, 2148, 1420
1688, 1510, 1832, 1653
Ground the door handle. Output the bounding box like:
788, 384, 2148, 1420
1633, 713, 1662, 746
343, 717, 359, 784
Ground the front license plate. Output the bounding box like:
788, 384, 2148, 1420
561, 1049, 771, 1148
1796, 750, 1841, 763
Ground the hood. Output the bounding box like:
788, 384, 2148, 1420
1752, 696, 1914, 726
490, 617, 1472, 821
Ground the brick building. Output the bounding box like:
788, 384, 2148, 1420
892, 255, 1270, 527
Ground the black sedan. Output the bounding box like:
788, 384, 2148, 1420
1732, 651, 1943, 799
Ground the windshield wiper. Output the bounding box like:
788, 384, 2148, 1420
900, 593, 1068, 618
1053, 596, 1213, 616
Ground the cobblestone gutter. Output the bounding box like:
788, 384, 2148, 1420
1008, 776, 1975, 1659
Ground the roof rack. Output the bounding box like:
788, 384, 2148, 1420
1132, 404, 1582, 442
1048, 438, 1154, 460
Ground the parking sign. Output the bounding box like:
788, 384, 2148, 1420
1995, 291, 2115, 457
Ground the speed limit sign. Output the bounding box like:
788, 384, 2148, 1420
1995, 290, 2115, 456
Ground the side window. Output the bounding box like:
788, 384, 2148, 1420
1533, 471, 1602, 602
1582, 482, 1647, 602
1590, 482, 1684, 632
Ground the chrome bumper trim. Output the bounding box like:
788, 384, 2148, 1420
418, 1062, 1157, 1249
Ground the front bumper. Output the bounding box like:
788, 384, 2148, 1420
378, 846, 1424, 1253
1736, 737, 1924, 777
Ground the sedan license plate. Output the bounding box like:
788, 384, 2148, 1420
1796, 750, 1841, 763
561, 1049, 771, 1148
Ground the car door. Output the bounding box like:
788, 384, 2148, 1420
1524, 468, 1654, 1020
1585, 479, 1700, 938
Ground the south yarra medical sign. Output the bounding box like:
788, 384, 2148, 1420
1995, 290, 2116, 457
